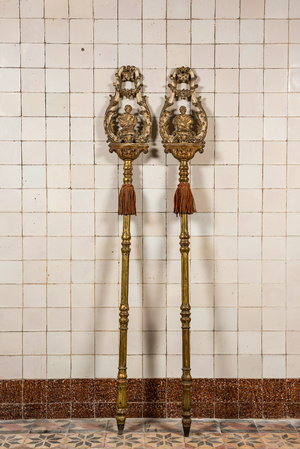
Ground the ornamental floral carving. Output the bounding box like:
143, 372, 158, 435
159, 67, 208, 145
104, 66, 152, 145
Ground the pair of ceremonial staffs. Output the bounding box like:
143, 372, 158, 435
104, 66, 207, 437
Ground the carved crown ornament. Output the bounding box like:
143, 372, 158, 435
104, 66, 152, 162
159, 66, 208, 162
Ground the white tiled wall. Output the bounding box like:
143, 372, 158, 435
0, 0, 300, 380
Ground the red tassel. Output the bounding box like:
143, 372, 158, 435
174, 182, 196, 216
118, 183, 136, 215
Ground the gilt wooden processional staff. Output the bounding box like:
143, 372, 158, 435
104, 66, 207, 437
159, 67, 208, 437
104, 66, 152, 435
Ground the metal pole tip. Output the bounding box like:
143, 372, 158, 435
183, 426, 190, 438
117, 424, 125, 435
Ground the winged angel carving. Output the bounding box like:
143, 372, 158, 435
159, 66, 208, 145
104, 66, 152, 144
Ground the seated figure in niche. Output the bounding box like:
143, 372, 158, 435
118, 104, 139, 143
173, 105, 195, 142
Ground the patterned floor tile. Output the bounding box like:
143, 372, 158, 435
185, 432, 225, 448
104, 432, 144, 448
0, 422, 33, 434
145, 420, 183, 434
144, 432, 184, 448
256, 421, 297, 433
65, 432, 104, 448
190, 420, 220, 433
68, 421, 107, 434
23, 433, 66, 448
260, 432, 300, 448
0, 434, 28, 448
30, 421, 70, 434
223, 432, 266, 448
106, 420, 144, 434
220, 420, 257, 433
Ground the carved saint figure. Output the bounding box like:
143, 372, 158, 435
119, 105, 137, 132
174, 106, 193, 133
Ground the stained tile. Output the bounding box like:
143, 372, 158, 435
104, 432, 144, 448
47, 403, 71, 420
167, 380, 182, 403
68, 420, 107, 433
23, 433, 66, 448
71, 380, 94, 404
30, 420, 70, 434
256, 420, 296, 432
262, 404, 288, 420
262, 380, 286, 403
127, 403, 143, 418
192, 379, 215, 403
127, 379, 143, 403
215, 403, 238, 419
166, 403, 181, 419
220, 420, 257, 433
145, 432, 184, 448
223, 432, 266, 448
0, 381, 22, 404
239, 402, 263, 420
0, 421, 33, 434
239, 380, 263, 403
71, 403, 95, 419
260, 432, 300, 448
144, 380, 166, 404
47, 380, 71, 404
143, 404, 166, 419
0, 433, 28, 448
94, 403, 115, 419
192, 401, 214, 419
185, 432, 224, 449
288, 404, 300, 419
23, 405, 47, 420
94, 380, 117, 403
65, 432, 104, 448
23, 381, 46, 404
215, 380, 238, 403
287, 379, 300, 403
0, 406, 22, 421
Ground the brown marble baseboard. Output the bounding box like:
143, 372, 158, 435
0, 378, 299, 420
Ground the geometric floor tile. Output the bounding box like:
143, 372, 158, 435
65, 432, 105, 448
144, 432, 185, 448
107, 420, 144, 434
145, 420, 183, 434
256, 421, 297, 433
185, 432, 225, 448
0, 434, 28, 448
0, 421, 33, 434
260, 432, 300, 448
30, 421, 70, 434
68, 421, 107, 434
223, 432, 266, 448
104, 433, 144, 448
220, 420, 258, 433
191, 420, 220, 433
23, 433, 66, 448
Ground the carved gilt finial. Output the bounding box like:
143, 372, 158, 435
159, 67, 208, 147
104, 66, 152, 146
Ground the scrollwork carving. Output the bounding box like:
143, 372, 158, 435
104, 66, 152, 145
159, 67, 208, 145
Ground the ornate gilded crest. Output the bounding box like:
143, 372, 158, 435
159, 67, 208, 145
104, 65, 152, 145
